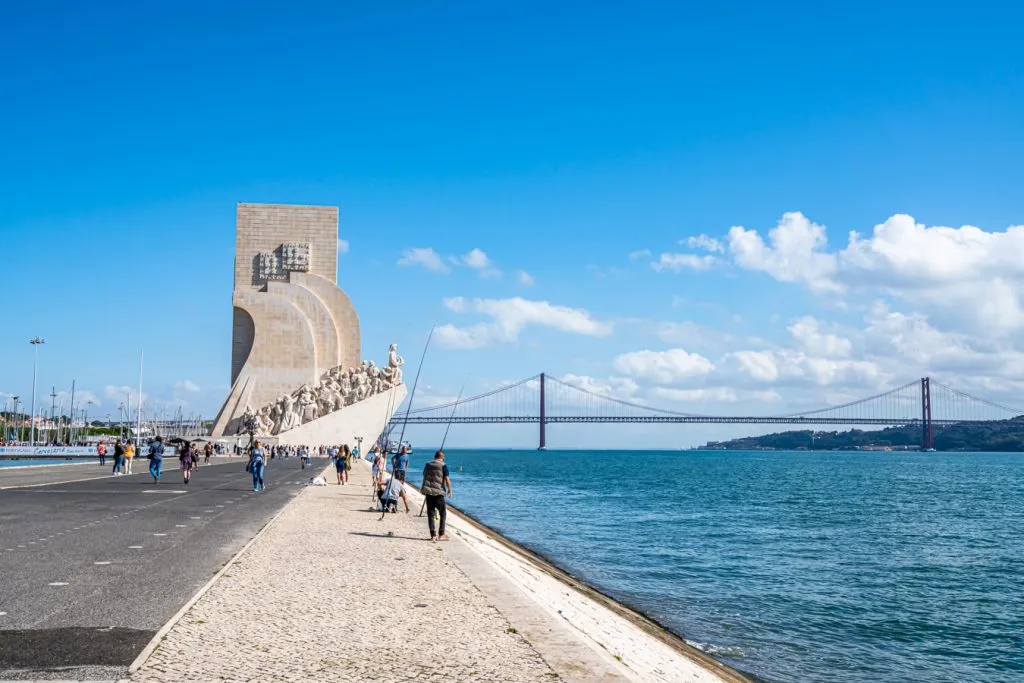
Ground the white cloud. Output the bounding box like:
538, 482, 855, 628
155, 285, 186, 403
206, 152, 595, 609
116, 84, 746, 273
516, 270, 535, 286
683, 235, 724, 253
442, 296, 469, 313
558, 374, 639, 398
727, 212, 1024, 336
727, 211, 839, 291
787, 316, 852, 358
398, 247, 451, 273
461, 248, 492, 269
437, 297, 613, 349
174, 380, 201, 393
612, 348, 714, 384
434, 323, 498, 350
338, 239, 350, 254
722, 349, 884, 388
650, 386, 782, 404
651, 253, 718, 272
629, 249, 652, 261
104, 385, 147, 405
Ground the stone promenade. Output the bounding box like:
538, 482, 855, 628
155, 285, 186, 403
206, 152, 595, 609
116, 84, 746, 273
124, 462, 633, 683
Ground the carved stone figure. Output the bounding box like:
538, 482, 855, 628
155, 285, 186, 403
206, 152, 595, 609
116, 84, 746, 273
257, 406, 273, 436
257, 252, 284, 281
281, 242, 311, 272
278, 393, 301, 432
340, 374, 353, 405
297, 385, 318, 423
388, 344, 404, 385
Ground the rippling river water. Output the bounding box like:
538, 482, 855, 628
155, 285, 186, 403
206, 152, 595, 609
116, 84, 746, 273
412, 449, 1023, 682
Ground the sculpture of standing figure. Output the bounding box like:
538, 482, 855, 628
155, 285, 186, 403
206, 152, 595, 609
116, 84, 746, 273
297, 386, 318, 424
278, 393, 301, 432
387, 343, 405, 385
340, 374, 353, 405
257, 406, 273, 436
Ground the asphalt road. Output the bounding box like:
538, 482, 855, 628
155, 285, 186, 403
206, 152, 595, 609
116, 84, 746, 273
0, 456, 329, 681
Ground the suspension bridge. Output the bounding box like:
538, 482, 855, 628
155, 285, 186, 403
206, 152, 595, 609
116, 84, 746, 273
387, 374, 1024, 450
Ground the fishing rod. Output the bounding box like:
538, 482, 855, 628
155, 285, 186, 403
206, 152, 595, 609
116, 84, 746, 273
379, 324, 434, 521
420, 375, 468, 517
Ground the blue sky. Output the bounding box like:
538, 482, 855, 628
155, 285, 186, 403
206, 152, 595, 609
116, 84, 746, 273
2, 1, 1023, 448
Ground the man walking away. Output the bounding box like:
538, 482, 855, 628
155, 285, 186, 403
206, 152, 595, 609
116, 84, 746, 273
391, 445, 409, 482
421, 450, 453, 541
148, 437, 165, 483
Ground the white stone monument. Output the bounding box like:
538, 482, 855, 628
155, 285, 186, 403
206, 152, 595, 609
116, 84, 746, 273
211, 203, 406, 444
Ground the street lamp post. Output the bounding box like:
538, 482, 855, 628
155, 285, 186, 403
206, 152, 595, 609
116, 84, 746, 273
29, 337, 44, 447
12, 396, 20, 442
49, 387, 57, 445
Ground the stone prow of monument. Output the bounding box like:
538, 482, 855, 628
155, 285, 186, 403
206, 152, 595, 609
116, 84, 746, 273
212, 203, 405, 441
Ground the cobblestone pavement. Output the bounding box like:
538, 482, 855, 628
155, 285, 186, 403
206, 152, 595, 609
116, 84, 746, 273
126, 464, 563, 683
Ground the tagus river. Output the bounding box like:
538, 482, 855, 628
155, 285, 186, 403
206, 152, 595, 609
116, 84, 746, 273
412, 449, 1023, 683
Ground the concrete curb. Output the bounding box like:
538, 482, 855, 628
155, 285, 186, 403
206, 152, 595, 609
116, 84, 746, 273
120, 465, 327, 679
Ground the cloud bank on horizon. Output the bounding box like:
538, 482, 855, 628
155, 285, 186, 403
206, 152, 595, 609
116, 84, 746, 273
420, 212, 1024, 416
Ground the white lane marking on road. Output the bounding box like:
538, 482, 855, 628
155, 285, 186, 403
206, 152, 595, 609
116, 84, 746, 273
216, 505, 224, 508
0, 612, 6, 616
190, 516, 201, 519
153, 533, 167, 536
48, 582, 69, 586
94, 561, 112, 565
129, 545, 143, 549
143, 490, 186, 494
225, 501, 234, 504
175, 524, 187, 528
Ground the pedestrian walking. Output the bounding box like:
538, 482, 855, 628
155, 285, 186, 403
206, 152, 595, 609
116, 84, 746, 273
180, 439, 194, 485
204, 441, 213, 464
148, 437, 165, 483
249, 439, 267, 492
391, 445, 409, 482
334, 444, 348, 485
124, 441, 134, 474
111, 439, 124, 476
421, 450, 453, 541
97, 441, 107, 466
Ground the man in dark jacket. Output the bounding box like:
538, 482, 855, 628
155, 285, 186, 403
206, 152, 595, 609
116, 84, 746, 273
148, 436, 165, 483
421, 450, 453, 541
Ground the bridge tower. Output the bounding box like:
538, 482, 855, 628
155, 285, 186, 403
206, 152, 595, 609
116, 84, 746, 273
921, 376, 933, 451
538, 372, 547, 451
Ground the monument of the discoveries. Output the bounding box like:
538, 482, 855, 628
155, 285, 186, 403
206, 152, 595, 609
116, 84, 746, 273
211, 203, 406, 447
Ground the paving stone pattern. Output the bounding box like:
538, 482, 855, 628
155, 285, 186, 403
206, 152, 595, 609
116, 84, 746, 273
127, 464, 561, 683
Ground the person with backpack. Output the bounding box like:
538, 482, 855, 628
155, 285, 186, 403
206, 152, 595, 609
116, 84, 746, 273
148, 436, 165, 483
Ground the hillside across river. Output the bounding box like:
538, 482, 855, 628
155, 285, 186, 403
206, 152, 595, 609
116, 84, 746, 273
701, 416, 1024, 451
